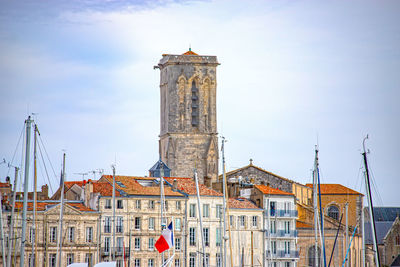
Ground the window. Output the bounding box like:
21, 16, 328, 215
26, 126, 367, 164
135, 237, 141, 250
191, 80, 199, 126
86, 227, 93, 243
189, 253, 196, 267
175, 237, 181, 251
117, 260, 123, 267
67, 253, 74, 265
189, 227, 196, 246
396, 235, 400, 246
285, 262, 290, 267
135, 259, 141, 267
252, 216, 258, 227
176, 201, 181, 210
216, 228, 221, 247
149, 200, 155, 209
104, 217, 111, 233
203, 254, 209, 267
216, 204, 222, 218
308, 245, 321, 267
49, 227, 57, 243
175, 218, 181, 231
117, 237, 123, 253
104, 237, 110, 253
29, 253, 34, 267
85, 253, 93, 267
270, 220, 276, 234
271, 241, 276, 254
190, 204, 196, 217
67, 227, 75, 242
175, 259, 180, 267
327, 205, 339, 220
49, 254, 56, 267
117, 199, 123, 209
165, 200, 169, 211
216, 254, 222, 267
136, 200, 141, 209
148, 259, 154, 267
135, 217, 141, 230
284, 241, 290, 254
116, 217, 124, 233
270, 201, 276, 216
105, 199, 111, 209
239, 216, 245, 227
148, 237, 154, 250
149, 218, 155, 230
203, 228, 210, 246
203, 204, 210, 218
284, 221, 290, 234
229, 215, 234, 227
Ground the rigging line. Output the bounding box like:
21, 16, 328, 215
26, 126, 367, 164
6, 122, 25, 176
38, 132, 58, 179
354, 158, 364, 195
37, 139, 54, 194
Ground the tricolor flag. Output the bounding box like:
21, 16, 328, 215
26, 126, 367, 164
155, 222, 174, 253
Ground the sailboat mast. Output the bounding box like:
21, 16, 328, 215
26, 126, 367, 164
221, 137, 227, 267
7, 166, 19, 267
20, 115, 33, 267
31, 124, 38, 266
56, 153, 66, 267
361, 205, 365, 267
0, 192, 6, 265
313, 149, 319, 267
316, 150, 327, 267
112, 165, 116, 261
362, 136, 380, 266
194, 169, 206, 267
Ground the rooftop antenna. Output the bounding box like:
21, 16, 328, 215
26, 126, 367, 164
74, 172, 88, 180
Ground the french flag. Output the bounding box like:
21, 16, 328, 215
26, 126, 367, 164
155, 222, 174, 253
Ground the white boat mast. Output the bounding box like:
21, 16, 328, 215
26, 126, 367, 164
7, 166, 19, 267
56, 152, 66, 267
194, 169, 206, 267
313, 148, 319, 267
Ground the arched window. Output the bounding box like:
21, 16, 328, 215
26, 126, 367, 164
308, 245, 321, 267
327, 205, 340, 220
191, 80, 199, 126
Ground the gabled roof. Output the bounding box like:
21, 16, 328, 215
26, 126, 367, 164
13, 201, 96, 212
254, 184, 294, 196
100, 175, 184, 197
390, 254, 400, 266
305, 184, 362, 195
364, 221, 393, 245
164, 177, 222, 197
182, 49, 198, 55
221, 162, 294, 184
228, 198, 260, 209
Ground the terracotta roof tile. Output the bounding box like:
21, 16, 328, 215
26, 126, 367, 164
0, 182, 10, 188
254, 184, 294, 196
14, 201, 96, 212
305, 184, 362, 195
165, 177, 223, 196
100, 175, 184, 197
228, 198, 260, 209
182, 50, 198, 55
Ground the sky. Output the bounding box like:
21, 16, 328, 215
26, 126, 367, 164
0, 0, 399, 206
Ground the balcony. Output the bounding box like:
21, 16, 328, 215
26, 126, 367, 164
266, 250, 299, 259
265, 230, 298, 238
101, 247, 130, 257
269, 209, 298, 217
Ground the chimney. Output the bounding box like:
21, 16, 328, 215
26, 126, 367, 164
172, 179, 178, 191
84, 180, 94, 207
41, 184, 49, 199
261, 181, 265, 185
6, 176, 10, 184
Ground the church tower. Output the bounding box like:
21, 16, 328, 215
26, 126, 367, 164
156, 49, 219, 185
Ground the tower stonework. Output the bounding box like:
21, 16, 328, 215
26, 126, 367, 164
156, 50, 219, 185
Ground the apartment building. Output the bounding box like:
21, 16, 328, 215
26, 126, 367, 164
251, 184, 299, 267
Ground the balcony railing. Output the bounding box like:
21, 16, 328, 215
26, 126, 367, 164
266, 250, 299, 259
101, 247, 130, 257
269, 209, 298, 217
265, 230, 298, 238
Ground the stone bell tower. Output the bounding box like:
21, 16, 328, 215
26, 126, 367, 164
156, 49, 219, 185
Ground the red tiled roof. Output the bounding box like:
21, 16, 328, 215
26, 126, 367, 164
0, 182, 10, 188
228, 198, 260, 209
254, 184, 294, 196
165, 177, 223, 196
92, 182, 121, 197
100, 175, 184, 197
14, 202, 96, 212
305, 184, 362, 195
296, 220, 312, 228
182, 50, 198, 55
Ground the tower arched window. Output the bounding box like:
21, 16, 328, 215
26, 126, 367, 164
191, 80, 199, 126
308, 245, 321, 267
327, 205, 340, 220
